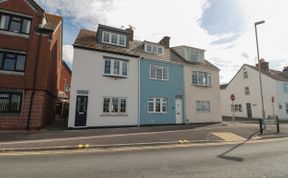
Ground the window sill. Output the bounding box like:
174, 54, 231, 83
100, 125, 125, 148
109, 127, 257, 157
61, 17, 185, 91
0, 70, 24, 76
148, 112, 167, 114
103, 74, 127, 79
191, 84, 211, 88
150, 78, 169, 81
0, 30, 29, 38
100, 113, 128, 117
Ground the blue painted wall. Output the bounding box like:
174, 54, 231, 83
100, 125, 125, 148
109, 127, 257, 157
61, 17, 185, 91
140, 58, 185, 125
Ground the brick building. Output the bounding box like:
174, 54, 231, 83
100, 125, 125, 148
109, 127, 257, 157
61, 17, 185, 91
58, 61, 71, 99
0, 0, 63, 130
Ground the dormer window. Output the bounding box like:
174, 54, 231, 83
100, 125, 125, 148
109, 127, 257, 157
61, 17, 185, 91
102, 31, 126, 47
0, 13, 31, 34
145, 43, 164, 55
187, 48, 204, 63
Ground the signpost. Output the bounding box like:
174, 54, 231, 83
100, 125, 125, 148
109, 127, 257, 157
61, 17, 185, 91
230, 94, 235, 123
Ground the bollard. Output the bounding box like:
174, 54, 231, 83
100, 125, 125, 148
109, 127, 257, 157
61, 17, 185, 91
276, 116, 280, 133
259, 119, 263, 134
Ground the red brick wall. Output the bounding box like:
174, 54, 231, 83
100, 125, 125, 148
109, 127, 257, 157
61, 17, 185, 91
59, 62, 72, 98
0, 0, 62, 130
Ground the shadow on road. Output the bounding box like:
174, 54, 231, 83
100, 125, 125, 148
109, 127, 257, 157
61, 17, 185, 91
217, 130, 260, 162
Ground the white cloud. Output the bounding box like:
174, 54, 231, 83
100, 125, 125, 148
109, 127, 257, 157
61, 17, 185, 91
36, 0, 288, 83
63, 45, 74, 65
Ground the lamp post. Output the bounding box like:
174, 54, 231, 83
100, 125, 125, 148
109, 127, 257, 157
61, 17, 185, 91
254, 20, 266, 121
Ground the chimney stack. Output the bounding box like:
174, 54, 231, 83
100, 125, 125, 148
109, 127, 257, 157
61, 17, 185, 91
126, 27, 134, 41
159, 36, 170, 48
256, 58, 269, 70
283, 66, 288, 78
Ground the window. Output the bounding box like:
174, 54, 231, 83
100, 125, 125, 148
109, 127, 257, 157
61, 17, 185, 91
102, 31, 126, 47
231, 104, 242, 112
104, 59, 128, 77
148, 98, 167, 113
145, 44, 164, 55
187, 49, 204, 63
243, 71, 248, 79
283, 83, 288, 93
102, 97, 127, 113
0, 51, 26, 72
0, 91, 22, 114
245, 87, 250, 95
285, 103, 288, 114
192, 71, 211, 87
196, 100, 210, 112
0, 13, 31, 34
150, 65, 168, 80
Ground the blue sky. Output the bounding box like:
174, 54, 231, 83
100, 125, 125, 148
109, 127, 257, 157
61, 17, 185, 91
35, 0, 288, 84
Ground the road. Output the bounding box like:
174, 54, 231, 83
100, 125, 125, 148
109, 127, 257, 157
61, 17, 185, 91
0, 138, 288, 178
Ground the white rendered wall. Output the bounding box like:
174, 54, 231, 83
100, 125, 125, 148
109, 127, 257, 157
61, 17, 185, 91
68, 48, 139, 128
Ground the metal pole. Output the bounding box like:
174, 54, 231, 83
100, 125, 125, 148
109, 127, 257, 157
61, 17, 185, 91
232, 100, 235, 123
254, 21, 266, 121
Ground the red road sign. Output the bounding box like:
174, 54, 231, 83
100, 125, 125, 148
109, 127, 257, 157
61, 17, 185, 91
230, 94, 235, 101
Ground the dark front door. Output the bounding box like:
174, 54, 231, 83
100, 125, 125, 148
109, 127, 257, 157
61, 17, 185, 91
75, 95, 88, 127
246, 103, 252, 118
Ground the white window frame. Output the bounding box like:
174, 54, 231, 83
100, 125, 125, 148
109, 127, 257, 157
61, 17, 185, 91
187, 49, 204, 63
144, 43, 164, 55
196, 100, 211, 112
231, 104, 242, 112
192, 71, 211, 87
104, 59, 128, 78
148, 98, 167, 113
102, 97, 127, 114
150, 65, 169, 81
102, 31, 127, 47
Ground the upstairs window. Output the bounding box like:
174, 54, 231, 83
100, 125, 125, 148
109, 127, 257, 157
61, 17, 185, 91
150, 65, 168, 81
0, 13, 31, 34
187, 49, 204, 63
243, 71, 248, 79
104, 59, 128, 78
192, 71, 211, 87
0, 51, 26, 72
102, 31, 127, 47
283, 83, 288, 93
245, 87, 250, 95
145, 44, 164, 55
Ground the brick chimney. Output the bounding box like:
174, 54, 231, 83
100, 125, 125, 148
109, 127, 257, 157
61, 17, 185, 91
283, 66, 288, 78
159, 36, 170, 48
126, 27, 134, 41
256, 58, 269, 70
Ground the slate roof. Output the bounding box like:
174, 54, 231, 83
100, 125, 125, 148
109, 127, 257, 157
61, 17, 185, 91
73, 28, 220, 68
246, 64, 288, 82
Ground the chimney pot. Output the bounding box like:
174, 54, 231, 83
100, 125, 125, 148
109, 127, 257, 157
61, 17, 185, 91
126, 27, 134, 41
256, 58, 269, 70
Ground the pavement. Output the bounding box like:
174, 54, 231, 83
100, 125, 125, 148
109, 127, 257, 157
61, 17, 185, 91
0, 119, 288, 152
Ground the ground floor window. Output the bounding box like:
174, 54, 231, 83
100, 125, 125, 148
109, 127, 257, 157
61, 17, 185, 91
231, 104, 242, 112
103, 97, 127, 113
196, 100, 210, 112
285, 103, 288, 114
0, 90, 22, 114
148, 98, 167, 113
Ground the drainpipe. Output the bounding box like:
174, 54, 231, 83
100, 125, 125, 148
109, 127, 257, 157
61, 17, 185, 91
26, 30, 43, 131
182, 65, 187, 124
137, 57, 141, 127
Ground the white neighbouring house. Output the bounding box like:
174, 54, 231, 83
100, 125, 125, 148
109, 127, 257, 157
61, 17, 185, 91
220, 60, 288, 120
172, 46, 222, 123
68, 25, 139, 128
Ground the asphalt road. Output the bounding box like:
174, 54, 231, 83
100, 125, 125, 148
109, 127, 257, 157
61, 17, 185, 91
0, 138, 288, 178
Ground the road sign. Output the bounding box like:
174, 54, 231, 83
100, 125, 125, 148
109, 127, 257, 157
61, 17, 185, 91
230, 94, 235, 101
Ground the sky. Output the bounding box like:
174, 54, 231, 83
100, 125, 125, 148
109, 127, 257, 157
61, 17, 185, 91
35, 0, 288, 84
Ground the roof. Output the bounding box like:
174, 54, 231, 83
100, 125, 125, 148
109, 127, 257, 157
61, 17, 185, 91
74, 29, 139, 57
221, 64, 288, 90
62, 60, 72, 74
246, 64, 288, 82
41, 13, 62, 31
73, 28, 219, 68
170, 48, 220, 71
